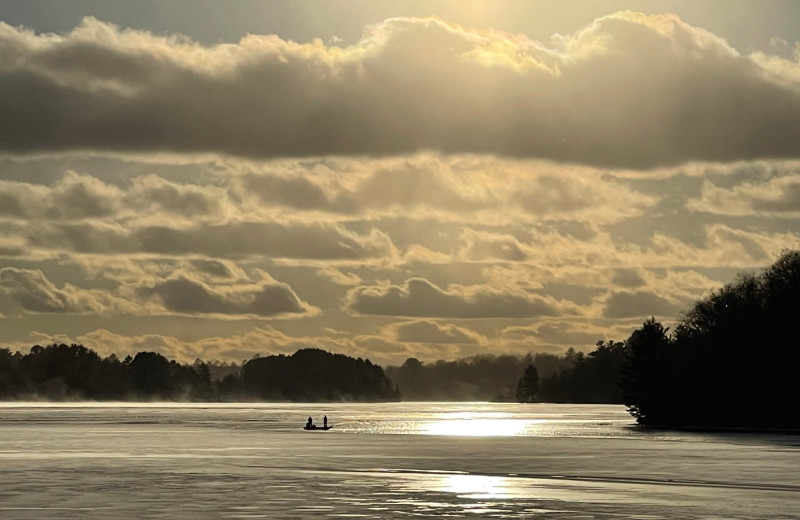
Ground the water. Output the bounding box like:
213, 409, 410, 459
0, 402, 797, 519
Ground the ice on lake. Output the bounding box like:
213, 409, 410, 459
0, 402, 798, 519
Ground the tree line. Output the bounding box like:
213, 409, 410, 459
2, 248, 798, 427
0, 345, 398, 402
390, 249, 800, 429
620, 250, 800, 429
386, 344, 626, 403
516, 248, 800, 429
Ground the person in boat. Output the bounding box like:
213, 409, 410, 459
306, 416, 314, 429
323, 415, 327, 428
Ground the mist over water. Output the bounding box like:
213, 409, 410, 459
1, 403, 797, 519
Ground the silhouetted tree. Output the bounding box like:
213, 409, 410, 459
387, 354, 544, 401
216, 373, 245, 400
241, 348, 398, 401
620, 318, 672, 423
619, 249, 800, 429
535, 340, 628, 404
16, 343, 109, 399
129, 351, 171, 398
0, 348, 25, 397
516, 364, 539, 402
192, 359, 214, 401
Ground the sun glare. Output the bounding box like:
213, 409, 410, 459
420, 418, 530, 436
436, 473, 512, 499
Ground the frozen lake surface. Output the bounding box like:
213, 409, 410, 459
0, 402, 798, 519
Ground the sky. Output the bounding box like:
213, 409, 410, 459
0, 0, 799, 366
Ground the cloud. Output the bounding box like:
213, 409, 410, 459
0, 267, 135, 315
458, 229, 527, 261
126, 174, 226, 218
315, 266, 362, 286
355, 163, 488, 212
646, 224, 799, 267
0, 171, 121, 220
0, 259, 316, 319
237, 172, 356, 213
0, 267, 83, 313
188, 258, 246, 280
689, 174, 800, 216
610, 268, 646, 288
602, 290, 683, 319
346, 277, 578, 318
388, 319, 486, 344
76, 257, 316, 318
25, 220, 394, 259
48, 171, 121, 218
141, 275, 314, 317
233, 157, 489, 215
73, 256, 257, 291
0, 169, 236, 224
513, 173, 655, 220
501, 321, 604, 346
136, 221, 394, 259
2, 13, 800, 167
0, 235, 27, 257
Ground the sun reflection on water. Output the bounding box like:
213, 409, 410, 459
436, 473, 513, 499
420, 418, 539, 436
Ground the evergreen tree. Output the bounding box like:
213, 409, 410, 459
515, 364, 539, 402
620, 318, 672, 423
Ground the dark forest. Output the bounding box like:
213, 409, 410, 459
0, 346, 398, 402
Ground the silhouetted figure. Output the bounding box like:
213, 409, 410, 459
323, 415, 327, 428
306, 416, 314, 429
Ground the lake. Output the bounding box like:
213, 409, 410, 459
0, 402, 797, 519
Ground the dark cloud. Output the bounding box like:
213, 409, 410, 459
2, 14, 800, 167
346, 277, 572, 318
241, 173, 356, 212
239, 162, 485, 214
611, 269, 646, 288
135, 222, 391, 259
0, 267, 130, 314
0, 267, 74, 313
540, 283, 603, 307
25, 220, 393, 259
392, 320, 483, 344
189, 259, 239, 279
26, 221, 134, 254
501, 322, 602, 346
603, 290, 683, 319
143, 276, 310, 317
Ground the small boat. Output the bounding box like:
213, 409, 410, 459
303, 425, 332, 431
